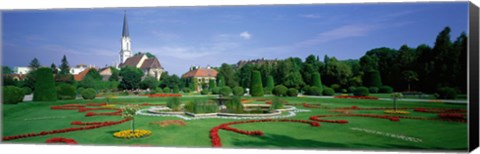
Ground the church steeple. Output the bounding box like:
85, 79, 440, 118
119, 11, 132, 65
122, 12, 129, 37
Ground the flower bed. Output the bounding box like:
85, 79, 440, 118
45, 137, 78, 144
113, 129, 152, 139
302, 103, 330, 109
209, 119, 319, 147
149, 120, 187, 127
414, 108, 466, 113
3, 118, 130, 141
384, 110, 410, 114
334, 96, 379, 100
438, 113, 466, 121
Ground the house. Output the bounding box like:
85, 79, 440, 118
182, 66, 218, 92
99, 67, 112, 81
74, 68, 94, 81
118, 54, 164, 80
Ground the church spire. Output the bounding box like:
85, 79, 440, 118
122, 11, 129, 37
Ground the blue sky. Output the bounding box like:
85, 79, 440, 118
2, 2, 468, 76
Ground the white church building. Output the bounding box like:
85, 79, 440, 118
117, 13, 164, 80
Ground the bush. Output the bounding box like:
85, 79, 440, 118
200, 89, 209, 95
353, 87, 369, 96
330, 84, 341, 93
379, 86, 394, 93
272, 85, 288, 96
81, 88, 97, 100
232, 86, 244, 96
140, 76, 159, 90
172, 85, 180, 93
77, 87, 85, 95
155, 87, 163, 94
287, 88, 298, 97
341, 89, 347, 93
323, 87, 335, 96
163, 87, 171, 93
364, 70, 382, 87
369, 87, 379, 93
226, 96, 243, 113
211, 87, 221, 95
57, 84, 77, 100
22, 87, 32, 95
437, 87, 457, 99
304, 86, 322, 96
33, 68, 57, 101
264, 87, 272, 95
312, 73, 323, 90
182, 87, 191, 93
348, 86, 356, 93
219, 86, 232, 97
250, 71, 264, 97
3, 86, 25, 104
167, 97, 181, 111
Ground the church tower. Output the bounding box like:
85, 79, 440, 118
119, 12, 132, 64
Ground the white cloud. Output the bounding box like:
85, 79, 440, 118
239, 31, 252, 40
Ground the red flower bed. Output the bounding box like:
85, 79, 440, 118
438, 113, 465, 120
209, 119, 319, 147
143, 94, 182, 98
302, 103, 329, 109
51, 103, 123, 117
3, 118, 130, 141
334, 96, 379, 100
45, 137, 78, 144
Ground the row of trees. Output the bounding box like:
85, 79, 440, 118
210, 26, 467, 96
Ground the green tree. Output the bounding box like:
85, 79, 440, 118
218, 63, 237, 88
109, 67, 120, 81
266, 75, 275, 90
3, 66, 13, 74
363, 70, 382, 88
50, 63, 58, 75
237, 64, 253, 89
209, 79, 216, 91
217, 75, 225, 87
140, 76, 159, 90
121, 104, 141, 133
59, 55, 70, 75
119, 66, 143, 90
250, 71, 264, 97
33, 68, 57, 101
322, 57, 352, 86
401, 70, 418, 91
85, 69, 102, 81
29, 58, 41, 70
79, 76, 96, 89
312, 72, 323, 91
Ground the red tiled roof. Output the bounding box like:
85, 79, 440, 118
141, 58, 163, 70
74, 68, 93, 81
182, 68, 218, 78
119, 54, 143, 68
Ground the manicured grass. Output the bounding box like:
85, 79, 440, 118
2, 96, 468, 151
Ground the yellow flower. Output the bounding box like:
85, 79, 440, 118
384, 110, 410, 114
113, 129, 152, 139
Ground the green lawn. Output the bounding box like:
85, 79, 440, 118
2, 96, 468, 151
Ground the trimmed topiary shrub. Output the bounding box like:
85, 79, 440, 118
264, 87, 272, 95
172, 85, 180, 94
323, 87, 335, 96
209, 79, 216, 91
330, 84, 341, 93
437, 87, 457, 99
57, 84, 77, 100
287, 88, 298, 97
163, 87, 171, 93
379, 85, 394, 93
155, 87, 163, 94
354, 87, 370, 96
22, 87, 32, 95
81, 88, 96, 100
369, 87, 379, 93
200, 89, 209, 95
364, 70, 382, 88
266, 76, 275, 90
304, 86, 322, 96
3, 86, 25, 104
250, 71, 264, 97
232, 86, 244, 96
77, 87, 85, 95
348, 86, 356, 93
219, 86, 232, 97
182, 87, 191, 93
211, 87, 221, 95
273, 85, 288, 97
33, 68, 57, 101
